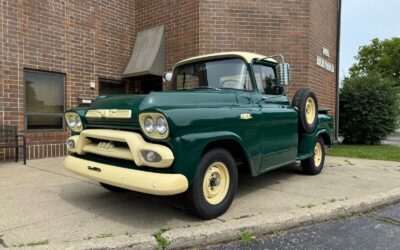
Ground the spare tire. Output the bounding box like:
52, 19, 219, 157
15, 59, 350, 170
292, 89, 318, 133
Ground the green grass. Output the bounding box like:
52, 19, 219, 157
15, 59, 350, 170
96, 233, 113, 239
238, 230, 254, 244
327, 144, 400, 162
298, 203, 316, 209
153, 229, 170, 250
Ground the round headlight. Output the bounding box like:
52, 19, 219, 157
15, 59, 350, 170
65, 112, 84, 132
156, 116, 168, 134
144, 117, 155, 133
76, 117, 82, 128
68, 116, 76, 128
139, 113, 169, 139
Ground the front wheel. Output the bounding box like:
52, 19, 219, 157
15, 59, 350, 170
185, 148, 238, 219
301, 136, 325, 175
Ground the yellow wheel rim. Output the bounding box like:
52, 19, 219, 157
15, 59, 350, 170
305, 97, 316, 125
314, 142, 322, 167
202, 162, 230, 205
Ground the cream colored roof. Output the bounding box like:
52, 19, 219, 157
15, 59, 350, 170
174, 51, 277, 68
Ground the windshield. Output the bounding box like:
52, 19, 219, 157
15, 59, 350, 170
170, 58, 252, 91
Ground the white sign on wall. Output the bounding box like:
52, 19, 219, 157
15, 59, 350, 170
322, 47, 330, 57
317, 47, 334, 73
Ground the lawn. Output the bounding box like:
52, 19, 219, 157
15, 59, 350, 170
327, 144, 400, 162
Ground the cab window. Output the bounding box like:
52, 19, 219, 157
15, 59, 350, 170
252, 64, 281, 95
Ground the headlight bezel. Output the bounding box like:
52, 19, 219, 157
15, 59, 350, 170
65, 112, 83, 132
139, 112, 169, 139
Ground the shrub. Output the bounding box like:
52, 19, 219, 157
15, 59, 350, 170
339, 75, 400, 144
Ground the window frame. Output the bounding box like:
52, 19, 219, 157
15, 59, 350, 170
24, 69, 66, 132
250, 61, 280, 95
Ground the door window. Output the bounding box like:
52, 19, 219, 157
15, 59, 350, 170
252, 64, 280, 95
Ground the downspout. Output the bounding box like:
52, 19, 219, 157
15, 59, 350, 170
335, 0, 342, 143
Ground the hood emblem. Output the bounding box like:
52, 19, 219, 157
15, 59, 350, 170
240, 113, 253, 120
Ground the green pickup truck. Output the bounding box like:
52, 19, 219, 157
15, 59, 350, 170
64, 52, 334, 219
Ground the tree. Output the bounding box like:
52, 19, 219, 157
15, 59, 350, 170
349, 38, 400, 85
339, 75, 400, 145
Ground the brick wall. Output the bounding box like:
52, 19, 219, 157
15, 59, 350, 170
199, 0, 338, 122
309, 0, 338, 119
199, 0, 311, 95
0, 0, 338, 162
0, 0, 135, 161
134, 0, 199, 69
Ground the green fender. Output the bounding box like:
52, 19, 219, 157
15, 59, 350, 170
171, 131, 254, 183
297, 115, 334, 160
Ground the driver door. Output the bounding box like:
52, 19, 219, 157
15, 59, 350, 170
252, 63, 298, 173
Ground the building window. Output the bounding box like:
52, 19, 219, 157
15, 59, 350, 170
99, 79, 126, 96
24, 70, 65, 130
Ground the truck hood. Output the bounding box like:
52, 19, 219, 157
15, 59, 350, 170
89, 91, 237, 116
84, 91, 237, 129
89, 94, 147, 119
139, 91, 237, 110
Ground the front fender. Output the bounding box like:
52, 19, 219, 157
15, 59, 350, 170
171, 131, 247, 183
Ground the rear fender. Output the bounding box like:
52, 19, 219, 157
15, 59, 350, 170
297, 115, 334, 160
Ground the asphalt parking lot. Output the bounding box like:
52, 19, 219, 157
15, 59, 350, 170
1, 156, 400, 248
206, 202, 400, 250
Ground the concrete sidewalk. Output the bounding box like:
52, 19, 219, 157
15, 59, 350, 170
1, 156, 400, 249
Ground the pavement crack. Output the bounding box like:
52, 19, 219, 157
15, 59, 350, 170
344, 159, 355, 165
0, 235, 9, 248
366, 214, 400, 226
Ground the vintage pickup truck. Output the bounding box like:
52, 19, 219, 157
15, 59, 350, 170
64, 52, 334, 219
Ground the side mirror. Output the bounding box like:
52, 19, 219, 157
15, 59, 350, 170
163, 72, 173, 83
276, 63, 291, 86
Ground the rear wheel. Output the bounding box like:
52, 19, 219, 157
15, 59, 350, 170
99, 183, 129, 193
185, 148, 238, 219
301, 136, 325, 175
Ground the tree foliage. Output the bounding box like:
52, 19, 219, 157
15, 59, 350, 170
349, 38, 400, 85
339, 75, 400, 145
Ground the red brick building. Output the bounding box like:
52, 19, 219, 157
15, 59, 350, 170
0, 0, 340, 161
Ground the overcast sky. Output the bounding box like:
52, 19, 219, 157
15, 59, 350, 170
340, 0, 400, 80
